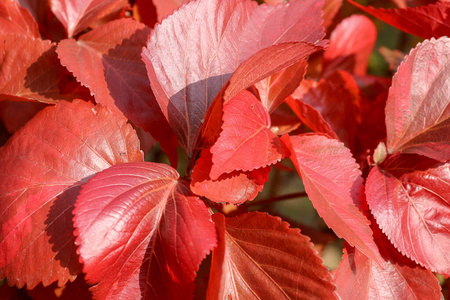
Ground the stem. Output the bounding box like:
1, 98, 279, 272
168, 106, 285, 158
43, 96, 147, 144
248, 191, 308, 207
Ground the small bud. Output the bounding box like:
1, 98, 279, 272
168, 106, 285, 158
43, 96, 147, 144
373, 142, 387, 165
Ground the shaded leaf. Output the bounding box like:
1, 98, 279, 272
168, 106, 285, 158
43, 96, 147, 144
27, 273, 93, 300
385, 37, 450, 161
0, 34, 75, 103
0, 0, 40, 38
74, 162, 216, 299
57, 18, 178, 167
0, 101, 47, 133
210, 90, 289, 180
143, 0, 325, 156
132, 0, 157, 28
366, 154, 450, 275
254, 59, 308, 114
50, 0, 128, 37
282, 134, 384, 266
270, 107, 301, 135
347, 0, 450, 39
190, 149, 269, 204
207, 212, 336, 299
323, 15, 377, 76
0, 100, 142, 288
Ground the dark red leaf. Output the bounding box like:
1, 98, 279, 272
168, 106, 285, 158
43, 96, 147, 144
190, 149, 269, 204
270, 107, 301, 135
334, 245, 442, 299
282, 134, 384, 266
143, 0, 325, 156
0, 34, 76, 103
0, 100, 143, 288
366, 154, 450, 275
132, 0, 157, 28
27, 273, 92, 300
74, 162, 217, 299
347, 0, 450, 39
0, 0, 40, 38
208, 212, 336, 299
385, 37, 450, 161
210, 90, 289, 180
50, 0, 128, 37
57, 18, 179, 167
254, 59, 308, 114
0, 101, 47, 133
322, 15, 377, 76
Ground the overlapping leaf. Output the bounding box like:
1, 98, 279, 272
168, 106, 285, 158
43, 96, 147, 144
50, 0, 128, 37
366, 154, 450, 275
385, 37, 450, 161
0, 0, 40, 37
282, 134, 384, 266
152, 0, 190, 21
322, 15, 377, 76
74, 162, 216, 299
207, 212, 336, 299
334, 245, 442, 299
57, 18, 178, 166
210, 90, 289, 180
0, 100, 143, 288
0, 34, 75, 103
143, 0, 325, 156
190, 149, 270, 204
347, 0, 450, 39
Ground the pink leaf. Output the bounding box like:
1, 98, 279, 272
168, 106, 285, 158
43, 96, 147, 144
334, 245, 442, 299
208, 212, 336, 299
74, 162, 217, 299
0, 34, 76, 103
366, 154, 450, 275
190, 149, 269, 204
143, 0, 325, 156
282, 133, 384, 266
0, 0, 40, 38
0, 100, 143, 288
57, 18, 179, 167
385, 37, 450, 161
210, 90, 289, 180
347, 0, 450, 39
50, 0, 128, 37
323, 15, 377, 76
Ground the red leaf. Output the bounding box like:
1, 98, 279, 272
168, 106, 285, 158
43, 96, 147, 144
50, 0, 128, 37
57, 18, 179, 167
74, 162, 217, 299
385, 37, 450, 161
210, 90, 289, 180
0, 0, 40, 38
27, 273, 93, 300
0, 100, 143, 288
270, 107, 302, 135
152, 0, 190, 22
282, 134, 384, 266
334, 245, 442, 299
132, 0, 157, 28
347, 0, 450, 39
0, 101, 47, 133
208, 212, 336, 299
0, 34, 76, 103
366, 154, 450, 275
322, 0, 343, 29
254, 59, 308, 114
323, 15, 377, 76
190, 149, 269, 204
143, 0, 325, 156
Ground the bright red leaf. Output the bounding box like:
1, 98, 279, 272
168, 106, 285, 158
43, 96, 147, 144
74, 162, 216, 299
210, 90, 289, 180
254, 59, 308, 114
207, 212, 336, 299
334, 245, 442, 299
282, 134, 384, 266
385, 37, 450, 161
323, 15, 377, 76
142, 0, 325, 156
366, 154, 450, 276
190, 149, 270, 204
0, 34, 76, 103
57, 18, 178, 167
50, 0, 128, 37
0, 0, 40, 38
347, 0, 450, 39
0, 100, 143, 289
